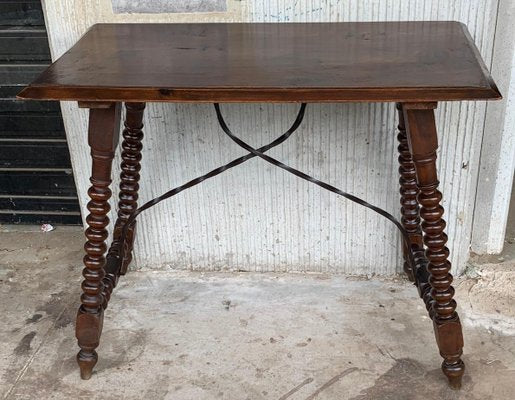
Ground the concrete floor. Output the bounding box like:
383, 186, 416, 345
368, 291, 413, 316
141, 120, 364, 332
1, 228, 514, 400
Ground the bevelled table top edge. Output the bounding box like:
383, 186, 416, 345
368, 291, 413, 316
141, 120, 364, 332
17, 21, 502, 103
17, 86, 501, 103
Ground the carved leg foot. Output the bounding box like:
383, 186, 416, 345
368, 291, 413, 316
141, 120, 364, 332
396, 103, 423, 281
433, 316, 465, 388
76, 310, 103, 379
403, 102, 465, 389
77, 352, 97, 380
76, 102, 121, 379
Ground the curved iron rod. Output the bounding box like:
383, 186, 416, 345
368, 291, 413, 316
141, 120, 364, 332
117, 102, 415, 273
213, 103, 415, 268
117, 103, 307, 263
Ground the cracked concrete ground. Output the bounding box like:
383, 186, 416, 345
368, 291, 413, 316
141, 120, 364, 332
0, 227, 514, 400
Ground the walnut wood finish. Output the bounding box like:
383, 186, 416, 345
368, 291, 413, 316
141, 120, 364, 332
17, 22, 500, 103
109, 102, 145, 276
396, 103, 424, 281
403, 103, 465, 389
76, 102, 121, 379
17, 21, 501, 389
100, 103, 146, 311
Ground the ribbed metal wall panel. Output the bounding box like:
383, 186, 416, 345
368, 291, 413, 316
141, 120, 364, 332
42, 0, 500, 274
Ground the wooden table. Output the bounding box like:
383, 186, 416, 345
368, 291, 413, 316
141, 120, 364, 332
18, 22, 501, 389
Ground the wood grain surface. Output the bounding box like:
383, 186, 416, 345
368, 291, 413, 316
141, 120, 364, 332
18, 22, 501, 102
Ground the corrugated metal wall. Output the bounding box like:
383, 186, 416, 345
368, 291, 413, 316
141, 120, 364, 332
0, 0, 80, 225
41, 0, 502, 275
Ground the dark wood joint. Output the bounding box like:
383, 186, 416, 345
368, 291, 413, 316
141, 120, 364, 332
78, 101, 117, 109
433, 319, 465, 389
76, 308, 104, 379
434, 319, 464, 355
76, 308, 104, 346
87, 103, 122, 152
401, 102, 437, 110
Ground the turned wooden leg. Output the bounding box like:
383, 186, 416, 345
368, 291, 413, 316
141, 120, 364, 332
396, 103, 423, 281
403, 102, 465, 389
110, 102, 145, 276
76, 102, 121, 379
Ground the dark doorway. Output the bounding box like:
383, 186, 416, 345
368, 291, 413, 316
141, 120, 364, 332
0, 0, 81, 224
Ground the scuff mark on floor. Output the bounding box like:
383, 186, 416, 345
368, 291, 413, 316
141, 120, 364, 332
13, 332, 36, 356
278, 377, 314, 400
348, 358, 496, 400
304, 367, 359, 399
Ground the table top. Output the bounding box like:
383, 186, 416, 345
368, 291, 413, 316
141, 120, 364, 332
18, 22, 501, 103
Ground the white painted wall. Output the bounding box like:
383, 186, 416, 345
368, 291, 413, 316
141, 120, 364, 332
471, 0, 515, 254
41, 0, 513, 275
